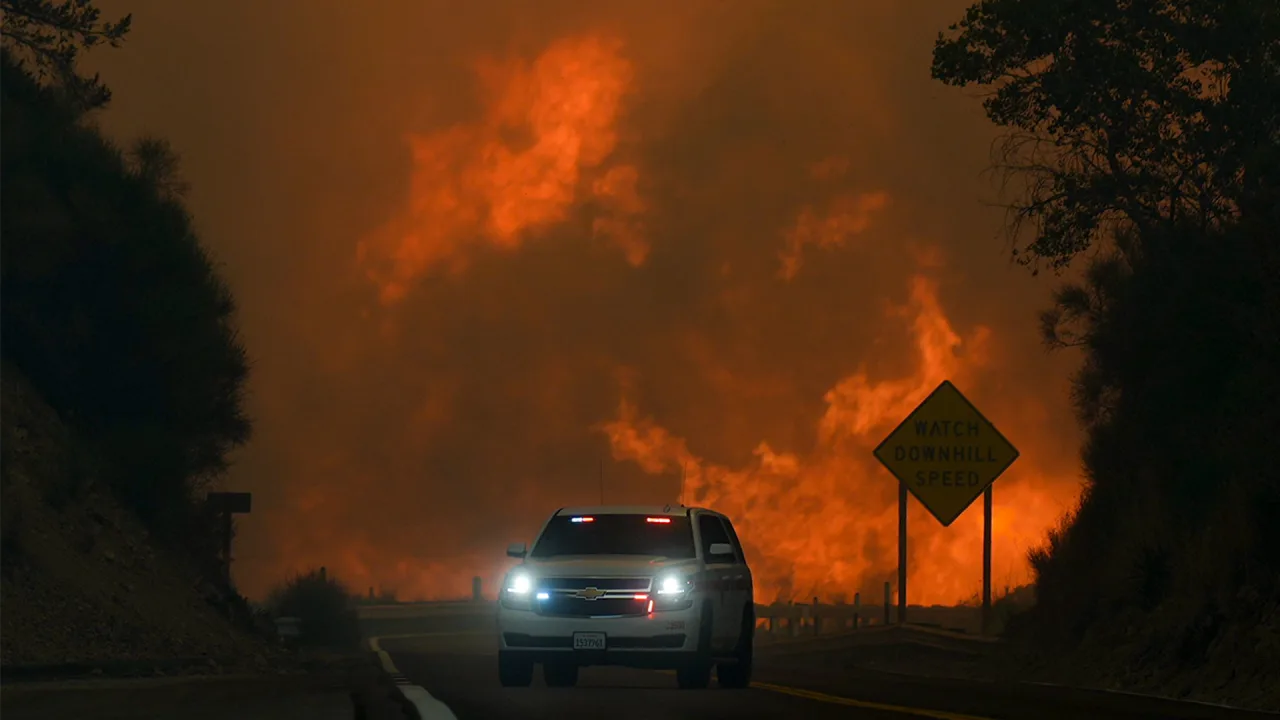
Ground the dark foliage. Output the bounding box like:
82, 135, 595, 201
1029, 217, 1280, 649
934, 0, 1280, 685
0, 0, 131, 109
932, 0, 1280, 272
267, 568, 362, 650
1, 53, 252, 544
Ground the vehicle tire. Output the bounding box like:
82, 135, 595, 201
543, 661, 579, 688
498, 652, 534, 687
677, 604, 714, 689
717, 604, 754, 689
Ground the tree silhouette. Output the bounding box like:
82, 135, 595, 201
2, 53, 252, 542
0, 0, 132, 109
934, 0, 1280, 694
931, 0, 1280, 272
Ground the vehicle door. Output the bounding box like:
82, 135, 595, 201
696, 513, 737, 645
718, 516, 752, 637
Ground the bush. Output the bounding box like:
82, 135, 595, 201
266, 568, 362, 650
0, 52, 251, 546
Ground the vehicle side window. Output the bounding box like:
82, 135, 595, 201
697, 514, 734, 564
720, 518, 745, 565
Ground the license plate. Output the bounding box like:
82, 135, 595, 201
572, 632, 606, 650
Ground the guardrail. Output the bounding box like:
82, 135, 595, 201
753, 597, 986, 637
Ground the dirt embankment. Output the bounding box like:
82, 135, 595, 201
0, 364, 270, 670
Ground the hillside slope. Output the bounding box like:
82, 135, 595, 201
1, 363, 268, 669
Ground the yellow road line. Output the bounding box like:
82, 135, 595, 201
750, 681, 993, 720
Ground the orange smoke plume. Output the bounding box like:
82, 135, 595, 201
601, 271, 1070, 605
357, 35, 646, 304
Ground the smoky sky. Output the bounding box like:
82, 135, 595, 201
89, 0, 1083, 602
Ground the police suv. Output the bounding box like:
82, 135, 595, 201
497, 505, 754, 689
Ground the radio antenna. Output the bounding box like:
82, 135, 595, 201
680, 462, 686, 506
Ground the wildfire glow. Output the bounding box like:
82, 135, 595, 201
601, 271, 1073, 606
357, 35, 645, 304
240, 29, 1083, 608
780, 190, 891, 281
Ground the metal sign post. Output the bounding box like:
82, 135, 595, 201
207, 491, 252, 587
873, 381, 1019, 634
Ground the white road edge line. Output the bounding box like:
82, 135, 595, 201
369, 636, 459, 720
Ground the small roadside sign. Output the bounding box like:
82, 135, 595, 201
873, 380, 1019, 527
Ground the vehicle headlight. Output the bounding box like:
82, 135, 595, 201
509, 573, 532, 594
653, 573, 694, 610
501, 571, 535, 609
659, 575, 686, 595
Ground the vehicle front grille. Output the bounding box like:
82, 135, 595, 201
532, 577, 653, 617
538, 577, 651, 591
536, 596, 649, 618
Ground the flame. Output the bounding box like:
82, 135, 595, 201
357, 35, 644, 304
601, 270, 1072, 605
779, 189, 890, 280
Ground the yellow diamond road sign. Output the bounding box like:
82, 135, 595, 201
873, 380, 1019, 527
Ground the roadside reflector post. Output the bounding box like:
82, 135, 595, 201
898, 483, 907, 625
275, 616, 302, 644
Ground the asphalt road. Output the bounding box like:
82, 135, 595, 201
365, 604, 1279, 720
384, 632, 961, 720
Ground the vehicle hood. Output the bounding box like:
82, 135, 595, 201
519, 555, 698, 577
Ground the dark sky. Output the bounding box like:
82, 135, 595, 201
89, 0, 1084, 603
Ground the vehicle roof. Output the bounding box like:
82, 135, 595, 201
555, 504, 712, 518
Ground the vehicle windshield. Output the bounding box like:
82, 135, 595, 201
530, 514, 696, 559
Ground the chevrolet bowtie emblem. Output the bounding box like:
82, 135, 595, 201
575, 587, 605, 600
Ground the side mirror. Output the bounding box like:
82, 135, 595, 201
708, 542, 733, 559
506, 542, 527, 559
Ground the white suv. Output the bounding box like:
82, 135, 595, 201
496, 505, 754, 689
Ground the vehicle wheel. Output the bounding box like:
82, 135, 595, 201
498, 652, 533, 687
717, 605, 754, 689
543, 661, 579, 688
677, 604, 714, 689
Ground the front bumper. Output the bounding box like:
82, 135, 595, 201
497, 603, 703, 667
